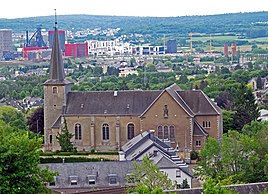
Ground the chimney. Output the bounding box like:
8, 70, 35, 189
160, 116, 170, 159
153, 150, 158, 157
118, 151, 126, 161
149, 129, 155, 138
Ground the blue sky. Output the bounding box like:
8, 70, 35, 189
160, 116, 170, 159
2, 0, 268, 19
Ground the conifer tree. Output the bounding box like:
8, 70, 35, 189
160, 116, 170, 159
233, 84, 259, 131
56, 118, 75, 152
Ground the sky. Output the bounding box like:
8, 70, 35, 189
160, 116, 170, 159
1, 0, 268, 19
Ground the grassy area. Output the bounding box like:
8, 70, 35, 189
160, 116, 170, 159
191, 35, 238, 42
244, 36, 268, 43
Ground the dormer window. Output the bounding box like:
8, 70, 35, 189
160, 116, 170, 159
69, 176, 78, 185
87, 175, 97, 185
52, 87, 58, 94
126, 173, 135, 184
108, 174, 118, 185
48, 176, 57, 186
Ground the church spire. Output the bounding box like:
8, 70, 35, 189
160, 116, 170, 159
49, 27, 64, 81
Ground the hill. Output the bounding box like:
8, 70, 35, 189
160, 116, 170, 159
2, 11, 268, 37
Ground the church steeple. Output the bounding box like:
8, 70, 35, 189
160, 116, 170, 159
49, 27, 64, 81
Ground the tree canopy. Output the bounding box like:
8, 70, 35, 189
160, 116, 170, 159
129, 156, 173, 193
0, 117, 55, 193
196, 121, 268, 185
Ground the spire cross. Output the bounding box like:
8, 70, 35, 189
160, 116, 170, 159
54, 9, 58, 28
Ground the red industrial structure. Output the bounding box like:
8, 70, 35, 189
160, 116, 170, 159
23, 26, 49, 59
64, 42, 88, 58
224, 43, 229, 56
231, 43, 237, 56
23, 46, 48, 58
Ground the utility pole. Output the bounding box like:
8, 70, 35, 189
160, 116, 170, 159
210, 34, 212, 54
190, 32, 193, 54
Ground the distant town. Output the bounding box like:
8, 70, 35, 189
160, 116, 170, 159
1, 12, 268, 194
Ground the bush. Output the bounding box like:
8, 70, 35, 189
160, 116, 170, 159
190, 150, 199, 160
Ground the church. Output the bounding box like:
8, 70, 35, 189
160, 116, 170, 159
43, 27, 223, 152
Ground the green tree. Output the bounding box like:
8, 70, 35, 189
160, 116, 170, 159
223, 110, 235, 133
92, 66, 103, 77
196, 137, 222, 179
197, 126, 268, 184
242, 120, 268, 136
0, 106, 25, 124
130, 156, 172, 192
203, 178, 237, 194
56, 118, 75, 152
233, 84, 259, 131
9, 119, 27, 131
178, 75, 189, 84
146, 63, 157, 72
0, 123, 55, 193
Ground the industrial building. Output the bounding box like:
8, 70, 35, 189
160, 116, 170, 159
231, 42, 237, 56
166, 40, 177, 54
23, 26, 49, 60
88, 40, 132, 56
134, 46, 165, 55
0, 29, 13, 58
65, 42, 88, 58
224, 43, 229, 56
48, 30, 66, 51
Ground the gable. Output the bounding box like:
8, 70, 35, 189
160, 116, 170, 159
177, 90, 221, 115
142, 91, 191, 119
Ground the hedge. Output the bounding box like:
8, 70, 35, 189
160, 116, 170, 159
40, 157, 111, 164
40, 151, 118, 156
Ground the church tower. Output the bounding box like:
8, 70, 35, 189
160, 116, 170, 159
43, 27, 72, 151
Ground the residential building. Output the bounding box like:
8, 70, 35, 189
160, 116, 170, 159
41, 161, 136, 191
120, 131, 193, 186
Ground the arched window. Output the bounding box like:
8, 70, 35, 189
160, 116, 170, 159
169, 126, 175, 141
102, 123, 109, 140
157, 126, 163, 139
75, 123, 82, 140
164, 126, 169, 139
127, 123, 135, 140
52, 87, 58, 94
